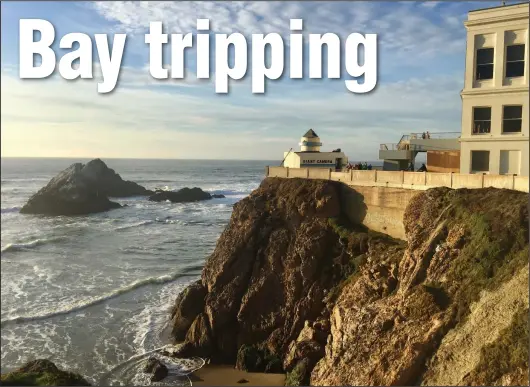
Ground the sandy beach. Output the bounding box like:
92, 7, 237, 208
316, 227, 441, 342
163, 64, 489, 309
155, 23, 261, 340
191, 365, 285, 386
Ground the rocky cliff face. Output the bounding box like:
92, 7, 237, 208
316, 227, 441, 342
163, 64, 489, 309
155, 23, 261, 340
171, 178, 529, 386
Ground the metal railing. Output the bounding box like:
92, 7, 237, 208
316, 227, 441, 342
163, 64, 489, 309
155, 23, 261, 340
408, 132, 461, 140
380, 143, 414, 151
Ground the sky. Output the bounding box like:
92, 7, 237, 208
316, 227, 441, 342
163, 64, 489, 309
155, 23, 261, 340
0, 0, 516, 160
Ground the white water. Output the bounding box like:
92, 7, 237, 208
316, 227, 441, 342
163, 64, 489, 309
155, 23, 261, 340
1, 158, 271, 385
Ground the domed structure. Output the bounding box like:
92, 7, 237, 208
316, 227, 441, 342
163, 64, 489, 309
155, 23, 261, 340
299, 129, 322, 152
282, 129, 348, 171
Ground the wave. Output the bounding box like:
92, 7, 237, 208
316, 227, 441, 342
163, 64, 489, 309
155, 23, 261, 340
135, 179, 174, 184
114, 220, 154, 231
1, 237, 65, 254
1, 207, 20, 214
0, 264, 203, 327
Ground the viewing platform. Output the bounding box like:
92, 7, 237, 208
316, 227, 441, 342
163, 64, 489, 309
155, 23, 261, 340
379, 132, 461, 171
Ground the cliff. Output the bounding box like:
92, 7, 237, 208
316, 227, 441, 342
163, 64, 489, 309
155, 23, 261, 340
171, 177, 529, 386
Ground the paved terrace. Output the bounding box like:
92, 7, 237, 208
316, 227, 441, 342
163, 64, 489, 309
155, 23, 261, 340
266, 166, 529, 193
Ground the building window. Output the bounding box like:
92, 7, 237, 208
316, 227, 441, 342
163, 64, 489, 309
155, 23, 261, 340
500, 150, 521, 175
471, 151, 490, 172
506, 44, 525, 78
473, 107, 491, 134
503, 105, 522, 133
476, 48, 494, 80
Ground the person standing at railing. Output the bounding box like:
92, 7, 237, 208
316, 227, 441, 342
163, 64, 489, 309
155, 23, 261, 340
422, 132, 426, 139
417, 163, 427, 172
426, 131, 431, 139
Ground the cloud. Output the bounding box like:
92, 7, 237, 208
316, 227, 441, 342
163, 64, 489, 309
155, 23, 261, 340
1, 67, 463, 160
91, 1, 468, 60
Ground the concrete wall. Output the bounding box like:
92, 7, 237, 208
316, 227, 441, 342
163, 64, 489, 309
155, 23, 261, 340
289, 168, 309, 178
266, 166, 529, 240
452, 173, 484, 189
425, 172, 452, 187
308, 168, 331, 180
376, 171, 404, 184
269, 166, 529, 193
404, 172, 426, 185
483, 174, 514, 189
268, 166, 288, 178
352, 170, 376, 182
341, 185, 419, 240
514, 176, 529, 192
331, 171, 351, 182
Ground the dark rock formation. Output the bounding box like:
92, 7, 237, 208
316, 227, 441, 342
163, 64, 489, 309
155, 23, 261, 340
20, 159, 151, 215
149, 187, 225, 203
170, 280, 207, 341
235, 345, 282, 373
170, 177, 529, 386
0, 359, 90, 386
143, 357, 168, 382
170, 177, 401, 365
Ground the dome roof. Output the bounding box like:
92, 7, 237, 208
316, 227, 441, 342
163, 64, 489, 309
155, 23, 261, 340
302, 129, 319, 138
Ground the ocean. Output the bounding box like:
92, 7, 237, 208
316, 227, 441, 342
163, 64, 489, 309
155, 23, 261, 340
0, 158, 273, 385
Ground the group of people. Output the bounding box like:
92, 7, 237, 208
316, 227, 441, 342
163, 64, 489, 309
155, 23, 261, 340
407, 162, 428, 172
421, 131, 431, 139
346, 162, 372, 170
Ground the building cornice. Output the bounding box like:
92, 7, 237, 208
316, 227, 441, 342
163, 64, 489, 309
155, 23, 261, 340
464, 13, 529, 28
461, 86, 529, 97
459, 136, 529, 142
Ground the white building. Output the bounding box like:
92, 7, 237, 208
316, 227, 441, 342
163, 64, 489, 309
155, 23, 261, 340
460, 2, 529, 176
283, 129, 348, 170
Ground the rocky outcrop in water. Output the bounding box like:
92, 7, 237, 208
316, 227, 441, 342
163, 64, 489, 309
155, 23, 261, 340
0, 359, 90, 386
149, 187, 225, 203
143, 357, 168, 382
20, 159, 151, 215
170, 178, 529, 386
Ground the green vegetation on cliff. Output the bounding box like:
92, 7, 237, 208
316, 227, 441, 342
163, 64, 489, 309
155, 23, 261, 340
1, 360, 90, 386
407, 188, 528, 324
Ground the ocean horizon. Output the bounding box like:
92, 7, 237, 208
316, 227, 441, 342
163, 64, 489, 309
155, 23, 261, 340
0, 158, 275, 385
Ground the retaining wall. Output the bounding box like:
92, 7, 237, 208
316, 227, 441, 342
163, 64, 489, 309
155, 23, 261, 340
264, 166, 529, 240
265, 166, 529, 193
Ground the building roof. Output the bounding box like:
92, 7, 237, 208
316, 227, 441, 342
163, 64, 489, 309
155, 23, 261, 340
469, 1, 528, 14
303, 129, 319, 138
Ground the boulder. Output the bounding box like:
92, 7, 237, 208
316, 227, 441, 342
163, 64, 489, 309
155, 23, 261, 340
20, 159, 151, 216
149, 187, 214, 203
235, 345, 283, 374
143, 357, 168, 382
170, 280, 207, 341
0, 359, 90, 386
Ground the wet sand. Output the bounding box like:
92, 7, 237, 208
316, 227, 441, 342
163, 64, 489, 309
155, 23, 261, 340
191, 365, 285, 386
